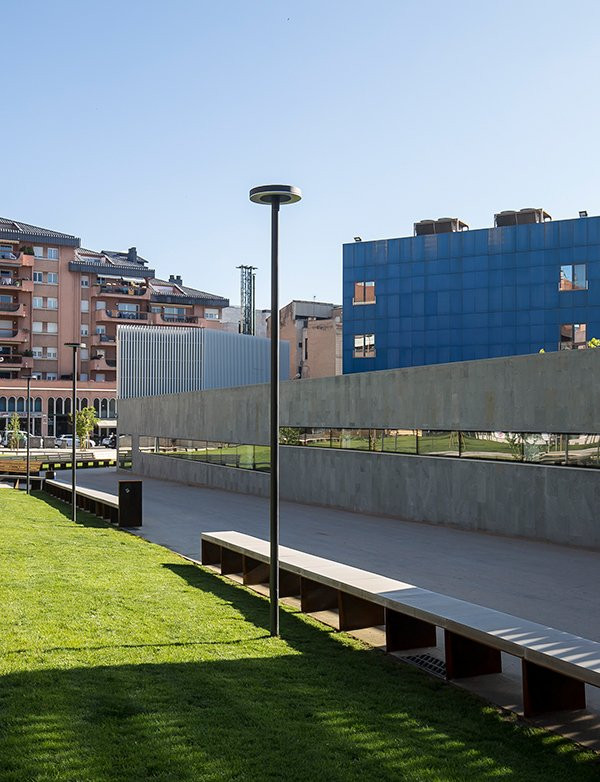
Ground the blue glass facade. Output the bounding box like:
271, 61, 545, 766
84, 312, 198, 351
343, 215, 600, 373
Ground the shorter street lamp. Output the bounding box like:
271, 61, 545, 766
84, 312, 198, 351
249, 184, 302, 637
23, 373, 32, 495
65, 342, 85, 521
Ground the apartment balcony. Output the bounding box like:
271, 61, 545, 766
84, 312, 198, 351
90, 332, 116, 346
0, 252, 35, 268
104, 309, 148, 322
94, 284, 148, 298
0, 329, 29, 344
89, 355, 117, 372
0, 302, 27, 317
158, 314, 199, 326
0, 277, 34, 292
0, 354, 32, 369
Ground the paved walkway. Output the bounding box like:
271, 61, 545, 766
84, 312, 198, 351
58, 467, 600, 643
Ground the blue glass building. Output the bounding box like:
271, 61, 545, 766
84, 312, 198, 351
343, 212, 600, 373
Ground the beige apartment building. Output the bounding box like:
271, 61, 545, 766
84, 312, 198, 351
268, 300, 342, 379
0, 217, 228, 438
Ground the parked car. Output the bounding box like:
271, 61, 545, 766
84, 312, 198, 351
101, 433, 117, 448
1, 430, 28, 447
54, 435, 96, 448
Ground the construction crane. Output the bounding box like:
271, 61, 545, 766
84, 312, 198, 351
237, 265, 257, 335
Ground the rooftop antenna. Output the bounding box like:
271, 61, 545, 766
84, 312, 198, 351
237, 265, 257, 335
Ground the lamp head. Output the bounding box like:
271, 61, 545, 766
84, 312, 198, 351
65, 342, 86, 350
249, 184, 302, 205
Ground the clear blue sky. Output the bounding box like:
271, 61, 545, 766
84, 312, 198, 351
4, 0, 600, 307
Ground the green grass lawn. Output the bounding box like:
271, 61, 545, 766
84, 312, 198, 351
0, 492, 597, 781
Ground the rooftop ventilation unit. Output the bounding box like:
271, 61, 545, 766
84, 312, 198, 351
414, 217, 469, 236
494, 208, 552, 227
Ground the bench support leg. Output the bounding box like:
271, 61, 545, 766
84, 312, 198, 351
279, 570, 301, 598
522, 660, 586, 717
300, 578, 338, 614
220, 548, 243, 576
338, 593, 384, 631
243, 556, 270, 585
385, 609, 437, 652
445, 630, 502, 679
201, 540, 221, 567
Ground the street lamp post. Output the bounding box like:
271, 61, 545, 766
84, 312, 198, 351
65, 342, 85, 521
249, 184, 302, 637
24, 373, 32, 495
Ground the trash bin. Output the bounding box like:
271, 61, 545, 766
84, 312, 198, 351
118, 480, 142, 527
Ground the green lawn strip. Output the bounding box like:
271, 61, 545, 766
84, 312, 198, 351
0, 492, 597, 782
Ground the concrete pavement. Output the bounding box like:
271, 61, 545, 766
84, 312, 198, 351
58, 467, 600, 643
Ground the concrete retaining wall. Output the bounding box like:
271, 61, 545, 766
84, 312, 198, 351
118, 349, 600, 442
119, 349, 600, 549
132, 447, 600, 550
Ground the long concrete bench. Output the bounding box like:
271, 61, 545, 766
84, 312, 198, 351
45, 478, 119, 524
201, 530, 600, 719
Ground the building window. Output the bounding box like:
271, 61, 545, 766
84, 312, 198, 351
96, 373, 105, 382
45, 372, 57, 380
81, 299, 89, 312
33, 296, 43, 309
560, 323, 587, 349
117, 302, 138, 313
33, 271, 43, 283
32, 321, 43, 333
47, 297, 58, 309
47, 272, 58, 285
81, 277, 89, 288
32, 347, 43, 358
46, 347, 57, 359
80, 348, 89, 360
47, 248, 59, 260
95, 325, 106, 335
46, 322, 58, 333
81, 324, 89, 336
31, 372, 42, 380
204, 308, 220, 320
33, 247, 44, 258
96, 300, 106, 310
353, 333, 376, 358
559, 264, 588, 291
353, 281, 376, 305
80, 373, 88, 381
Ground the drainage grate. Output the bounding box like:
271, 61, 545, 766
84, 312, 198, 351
402, 653, 446, 678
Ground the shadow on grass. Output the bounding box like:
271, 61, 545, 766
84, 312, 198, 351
0, 653, 597, 782
32, 489, 114, 529
8, 497, 596, 780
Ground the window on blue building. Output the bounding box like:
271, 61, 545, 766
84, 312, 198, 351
559, 264, 587, 291
353, 281, 376, 305
560, 323, 586, 349
354, 334, 376, 358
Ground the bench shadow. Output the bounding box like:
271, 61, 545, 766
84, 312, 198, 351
0, 655, 596, 782
32, 490, 111, 529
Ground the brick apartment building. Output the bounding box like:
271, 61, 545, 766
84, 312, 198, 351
0, 217, 228, 438
267, 300, 342, 379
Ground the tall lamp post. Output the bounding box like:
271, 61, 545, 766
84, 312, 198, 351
249, 184, 302, 637
65, 342, 85, 521
24, 373, 32, 495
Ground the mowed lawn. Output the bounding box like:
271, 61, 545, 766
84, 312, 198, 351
0, 493, 597, 782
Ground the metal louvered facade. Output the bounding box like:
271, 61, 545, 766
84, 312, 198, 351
117, 325, 289, 399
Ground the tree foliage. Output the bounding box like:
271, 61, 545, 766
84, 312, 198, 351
279, 427, 301, 445
69, 406, 98, 448
8, 412, 22, 451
